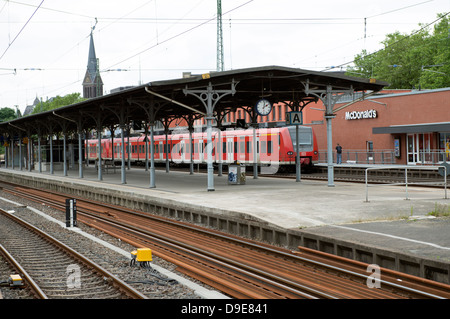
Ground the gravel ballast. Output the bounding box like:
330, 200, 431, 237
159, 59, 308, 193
0, 191, 223, 299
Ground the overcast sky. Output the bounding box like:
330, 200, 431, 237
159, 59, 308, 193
0, 0, 448, 113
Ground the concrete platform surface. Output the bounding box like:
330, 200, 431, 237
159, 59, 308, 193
1, 165, 449, 271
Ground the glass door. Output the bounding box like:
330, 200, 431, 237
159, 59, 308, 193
407, 134, 418, 164
408, 133, 432, 164
419, 133, 431, 163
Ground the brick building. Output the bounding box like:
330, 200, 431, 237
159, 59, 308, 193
189, 88, 450, 165
308, 88, 450, 165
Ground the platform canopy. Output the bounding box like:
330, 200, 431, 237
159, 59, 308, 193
0, 65, 387, 135
0, 65, 388, 190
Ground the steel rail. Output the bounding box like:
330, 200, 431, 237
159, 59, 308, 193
3, 187, 339, 298
0, 243, 48, 299
80, 211, 337, 299
81, 204, 450, 299
0, 208, 148, 299
4, 185, 449, 299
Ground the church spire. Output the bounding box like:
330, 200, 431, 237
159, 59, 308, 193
82, 24, 103, 99
87, 32, 98, 82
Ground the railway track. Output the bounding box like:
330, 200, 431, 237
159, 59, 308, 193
166, 165, 446, 186
265, 172, 445, 185
0, 208, 147, 299
2, 182, 449, 299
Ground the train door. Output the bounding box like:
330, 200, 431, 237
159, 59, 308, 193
180, 139, 185, 163
227, 137, 234, 163
159, 141, 163, 162
238, 136, 245, 163
251, 135, 260, 164
198, 140, 204, 163
245, 135, 251, 163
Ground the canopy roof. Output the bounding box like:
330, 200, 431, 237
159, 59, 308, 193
1, 65, 388, 137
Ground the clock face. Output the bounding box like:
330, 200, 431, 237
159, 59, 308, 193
255, 99, 272, 116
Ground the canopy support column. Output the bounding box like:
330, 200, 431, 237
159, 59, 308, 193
120, 124, 126, 184
183, 80, 237, 191
149, 122, 156, 188
304, 81, 353, 187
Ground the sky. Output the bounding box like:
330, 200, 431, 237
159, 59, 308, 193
0, 0, 449, 114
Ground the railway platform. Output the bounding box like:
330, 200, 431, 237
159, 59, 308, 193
0, 164, 449, 284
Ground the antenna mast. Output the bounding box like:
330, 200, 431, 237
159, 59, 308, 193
217, 0, 224, 72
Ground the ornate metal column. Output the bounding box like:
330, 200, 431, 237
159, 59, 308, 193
304, 81, 353, 187
161, 117, 176, 173
129, 97, 164, 189
183, 81, 237, 191
282, 98, 316, 182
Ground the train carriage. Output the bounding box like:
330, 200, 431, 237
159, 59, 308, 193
86, 126, 318, 172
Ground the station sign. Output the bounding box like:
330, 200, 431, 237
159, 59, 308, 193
285, 111, 303, 125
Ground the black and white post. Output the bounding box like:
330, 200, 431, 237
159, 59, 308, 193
65, 198, 77, 228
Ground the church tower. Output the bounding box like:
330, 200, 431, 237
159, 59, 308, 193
82, 32, 103, 99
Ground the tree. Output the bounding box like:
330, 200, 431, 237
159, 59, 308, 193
0, 107, 17, 123
31, 92, 86, 115
419, 15, 450, 88
347, 13, 449, 89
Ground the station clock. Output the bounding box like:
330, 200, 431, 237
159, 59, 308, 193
255, 98, 272, 116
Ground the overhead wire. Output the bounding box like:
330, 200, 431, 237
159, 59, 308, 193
321, 11, 450, 72
0, 0, 44, 62
1, 0, 447, 108
292, 0, 445, 70
1, 0, 93, 19
105, 0, 254, 70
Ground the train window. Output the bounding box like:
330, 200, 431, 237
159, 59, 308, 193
261, 141, 266, 154
267, 140, 273, 154
246, 141, 251, 154
223, 142, 226, 154
234, 142, 237, 154
240, 142, 244, 154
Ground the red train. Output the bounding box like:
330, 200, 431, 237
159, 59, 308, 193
86, 126, 318, 172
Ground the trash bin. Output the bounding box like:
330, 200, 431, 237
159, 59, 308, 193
228, 163, 246, 185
